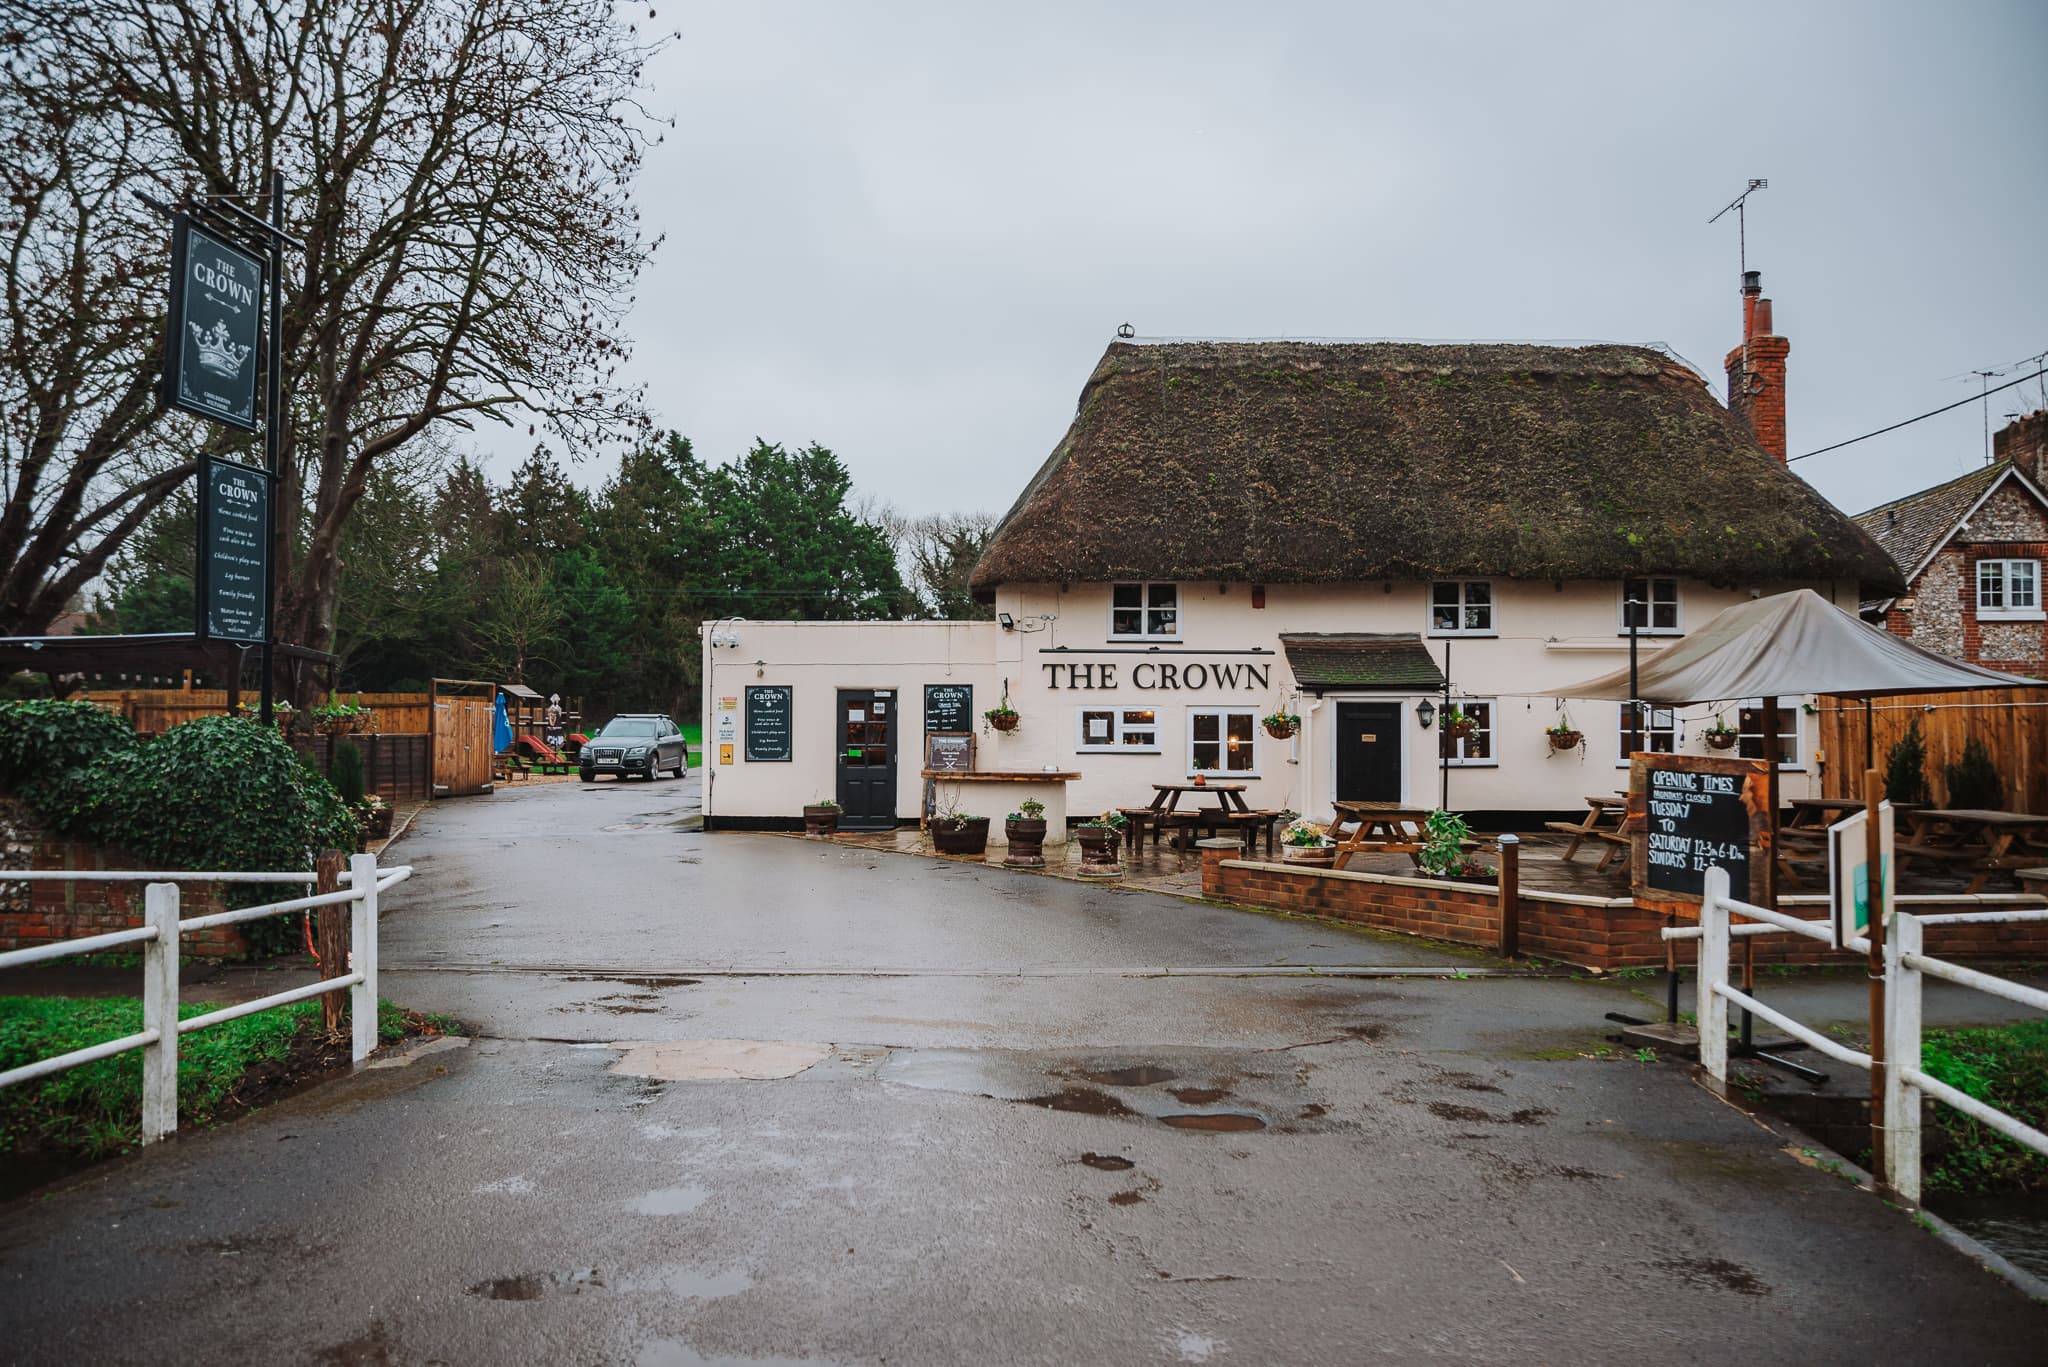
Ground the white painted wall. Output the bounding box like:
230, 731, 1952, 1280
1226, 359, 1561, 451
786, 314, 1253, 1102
703, 578, 1856, 826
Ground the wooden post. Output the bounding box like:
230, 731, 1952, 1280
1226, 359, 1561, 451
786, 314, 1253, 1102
1496, 834, 1520, 957
315, 848, 349, 1035
1866, 766, 1889, 1187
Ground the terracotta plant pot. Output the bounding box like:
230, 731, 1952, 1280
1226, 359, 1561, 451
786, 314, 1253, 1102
1263, 720, 1298, 740
986, 713, 1019, 733
803, 805, 841, 836
1282, 844, 1336, 868
1547, 730, 1582, 751
1075, 826, 1122, 878
1004, 817, 1047, 868
931, 817, 990, 856
1705, 731, 1738, 751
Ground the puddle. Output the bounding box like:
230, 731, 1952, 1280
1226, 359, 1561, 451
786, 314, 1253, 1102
1108, 1190, 1146, 1206
466, 1267, 607, 1300
1160, 1113, 1266, 1133
1652, 1255, 1770, 1296
631, 1184, 710, 1216
1297, 1104, 1328, 1119
608, 1040, 829, 1082
1017, 1087, 1134, 1117
469, 1275, 544, 1301
1079, 1153, 1136, 1171
1077, 1064, 1179, 1087
1169, 1087, 1229, 1105
1427, 1102, 1551, 1126
1932, 1192, 2048, 1280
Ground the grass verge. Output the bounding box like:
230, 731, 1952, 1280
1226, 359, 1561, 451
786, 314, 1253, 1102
1922, 1017, 2048, 1194
0, 995, 459, 1162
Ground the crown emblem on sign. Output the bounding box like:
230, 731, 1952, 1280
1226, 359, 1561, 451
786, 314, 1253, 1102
189, 319, 253, 379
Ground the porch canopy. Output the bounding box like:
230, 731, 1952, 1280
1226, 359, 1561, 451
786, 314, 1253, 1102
1544, 589, 2038, 705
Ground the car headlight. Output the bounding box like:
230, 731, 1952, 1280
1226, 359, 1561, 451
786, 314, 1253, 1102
626, 746, 650, 758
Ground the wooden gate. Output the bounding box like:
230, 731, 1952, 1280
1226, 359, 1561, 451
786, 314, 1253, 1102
431, 692, 497, 797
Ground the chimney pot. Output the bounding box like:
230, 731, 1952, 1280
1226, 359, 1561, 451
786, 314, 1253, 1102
1753, 298, 1774, 336
1741, 270, 1762, 296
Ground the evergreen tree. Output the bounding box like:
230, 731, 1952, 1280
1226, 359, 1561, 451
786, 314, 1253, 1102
1884, 717, 1932, 806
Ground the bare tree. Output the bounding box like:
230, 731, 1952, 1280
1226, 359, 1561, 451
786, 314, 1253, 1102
3, 0, 664, 673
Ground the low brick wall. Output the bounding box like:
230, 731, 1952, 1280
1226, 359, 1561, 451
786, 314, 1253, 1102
1199, 846, 2048, 971
0, 798, 250, 959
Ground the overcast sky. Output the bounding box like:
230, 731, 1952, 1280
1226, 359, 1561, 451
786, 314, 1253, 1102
508, 0, 2048, 524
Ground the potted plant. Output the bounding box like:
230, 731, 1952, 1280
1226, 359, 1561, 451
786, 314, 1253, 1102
1545, 714, 1583, 752
984, 693, 1020, 733
1442, 706, 1476, 740
1280, 817, 1335, 867
362, 793, 394, 840
1417, 809, 1495, 885
314, 697, 366, 736
1703, 716, 1739, 751
1004, 798, 1048, 868
803, 798, 840, 836
1262, 709, 1300, 740
1075, 810, 1125, 877
930, 811, 991, 857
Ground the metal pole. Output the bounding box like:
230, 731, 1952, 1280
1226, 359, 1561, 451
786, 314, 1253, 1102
1497, 833, 1519, 958
258, 169, 284, 726
1866, 765, 1889, 1187
1439, 638, 1451, 810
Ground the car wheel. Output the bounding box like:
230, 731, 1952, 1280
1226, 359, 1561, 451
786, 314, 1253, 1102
580, 768, 595, 783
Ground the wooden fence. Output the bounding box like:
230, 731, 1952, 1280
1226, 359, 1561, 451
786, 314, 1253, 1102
87, 689, 431, 736
1817, 689, 2048, 814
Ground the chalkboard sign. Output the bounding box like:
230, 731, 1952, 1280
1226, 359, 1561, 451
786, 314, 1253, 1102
925, 683, 974, 735
745, 685, 792, 762
1631, 754, 1767, 911
196, 456, 270, 643
925, 732, 974, 773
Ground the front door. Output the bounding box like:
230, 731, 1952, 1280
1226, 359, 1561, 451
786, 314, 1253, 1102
1334, 701, 1402, 803
836, 689, 897, 830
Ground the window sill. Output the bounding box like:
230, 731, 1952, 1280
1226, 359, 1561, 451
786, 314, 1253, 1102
1616, 629, 1684, 638
1076, 746, 1162, 755
1426, 631, 1498, 639
1107, 637, 1184, 645
1444, 761, 1498, 769
1976, 611, 2046, 622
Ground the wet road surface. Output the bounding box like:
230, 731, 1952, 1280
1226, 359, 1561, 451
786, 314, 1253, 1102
3, 776, 2045, 1364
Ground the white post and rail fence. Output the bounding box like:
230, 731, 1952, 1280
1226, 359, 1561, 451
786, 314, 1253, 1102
0, 855, 410, 1144
1673, 865, 2048, 1204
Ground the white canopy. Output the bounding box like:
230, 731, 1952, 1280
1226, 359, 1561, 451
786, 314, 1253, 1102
1547, 589, 2040, 705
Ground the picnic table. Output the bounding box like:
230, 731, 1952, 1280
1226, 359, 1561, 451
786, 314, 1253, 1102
1899, 808, 2048, 893
1329, 801, 1438, 871
1785, 796, 1873, 830
1140, 782, 1253, 850
1546, 793, 1628, 863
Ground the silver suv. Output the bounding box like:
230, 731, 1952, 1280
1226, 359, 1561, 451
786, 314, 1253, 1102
580, 714, 689, 782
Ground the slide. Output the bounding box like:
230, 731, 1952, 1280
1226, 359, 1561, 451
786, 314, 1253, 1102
513, 733, 566, 764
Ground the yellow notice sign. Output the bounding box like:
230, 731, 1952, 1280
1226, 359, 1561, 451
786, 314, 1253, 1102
719, 743, 734, 765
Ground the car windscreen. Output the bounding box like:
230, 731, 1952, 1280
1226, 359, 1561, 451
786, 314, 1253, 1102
598, 719, 659, 738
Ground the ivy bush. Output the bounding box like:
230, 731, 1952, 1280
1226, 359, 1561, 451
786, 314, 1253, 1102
1943, 736, 2004, 810
9, 709, 359, 956
0, 699, 139, 807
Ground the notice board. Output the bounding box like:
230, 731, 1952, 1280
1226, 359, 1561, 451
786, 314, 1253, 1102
744, 685, 792, 762
924, 683, 974, 735
924, 732, 974, 773
1630, 753, 1769, 915
196, 456, 270, 643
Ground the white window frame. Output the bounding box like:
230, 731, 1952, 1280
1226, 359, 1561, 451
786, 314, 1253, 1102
1614, 703, 1678, 767
1428, 579, 1496, 637
1187, 706, 1258, 777
1976, 558, 2043, 621
1109, 581, 1181, 640
1441, 698, 1498, 767
1075, 705, 1162, 754
1619, 577, 1682, 636
1735, 696, 1804, 772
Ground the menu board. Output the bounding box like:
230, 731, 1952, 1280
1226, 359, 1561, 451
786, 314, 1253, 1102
745, 685, 792, 762
925, 684, 974, 735
1632, 754, 1767, 911
925, 732, 974, 773
197, 456, 269, 642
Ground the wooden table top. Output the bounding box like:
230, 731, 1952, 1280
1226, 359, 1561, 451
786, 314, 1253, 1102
1153, 782, 1247, 793
1911, 809, 2048, 826
1331, 801, 1433, 819
1789, 797, 1868, 810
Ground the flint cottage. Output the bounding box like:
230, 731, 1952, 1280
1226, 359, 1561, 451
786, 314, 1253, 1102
703, 286, 1898, 835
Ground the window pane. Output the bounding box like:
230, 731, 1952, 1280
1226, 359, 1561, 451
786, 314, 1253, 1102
1122, 710, 1155, 727
1466, 582, 1490, 605
2014, 562, 2038, 609
864, 746, 888, 768
1148, 583, 1176, 608
1433, 583, 1459, 606
1113, 584, 1141, 607
1193, 741, 1220, 770
1225, 712, 1254, 769
1980, 563, 2003, 609
1651, 601, 1677, 630
1112, 607, 1143, 635
1122, 729, 1155, 747
1433, 603, 1459, 631
1465, 602, 1490, 631
1082, 710, 1113, 743
1193, 713, 1219, 742
1148, 606, 1177, 635
1465, 703, 1491, 760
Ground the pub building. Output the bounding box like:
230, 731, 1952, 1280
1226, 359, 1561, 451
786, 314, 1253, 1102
703, 306, 1900, 840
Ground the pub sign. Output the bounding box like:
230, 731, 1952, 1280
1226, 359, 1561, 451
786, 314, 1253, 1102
196, 456, 270, 642
165, 216, 263, 431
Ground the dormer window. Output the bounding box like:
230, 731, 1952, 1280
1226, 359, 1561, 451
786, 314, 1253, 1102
1977, 560, 2042, 620
1111, 582, 1179, 639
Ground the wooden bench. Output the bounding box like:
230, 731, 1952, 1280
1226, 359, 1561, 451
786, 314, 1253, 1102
1116, 807, 1159, 852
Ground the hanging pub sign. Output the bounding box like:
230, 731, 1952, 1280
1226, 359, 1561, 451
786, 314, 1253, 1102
1629, 752, 1770, 917
196, 456, 270, 643
164, 216, 263, 432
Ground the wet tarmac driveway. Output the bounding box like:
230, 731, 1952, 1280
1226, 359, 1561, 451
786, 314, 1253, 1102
2, 776, 2044, 1364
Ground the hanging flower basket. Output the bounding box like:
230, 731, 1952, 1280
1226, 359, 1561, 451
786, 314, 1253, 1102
985, 711, 1019, 732
1445, 717, 1476, 740
1546, 729, 1582, 752
1705, 729, 1739, 751
1261, 711, 1300, 740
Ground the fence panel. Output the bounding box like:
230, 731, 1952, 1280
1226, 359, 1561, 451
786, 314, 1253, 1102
1818, 689, 2048, 813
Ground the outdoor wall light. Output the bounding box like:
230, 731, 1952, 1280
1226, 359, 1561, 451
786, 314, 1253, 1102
998, 612, 1016, 631
1415, 699, 1436, 729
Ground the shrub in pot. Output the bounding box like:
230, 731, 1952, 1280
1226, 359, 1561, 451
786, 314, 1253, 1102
803, 799, 840, 836
931, 813, 991, 856
1004, 798, 1048, 868
1703, 717, 1738, 751
1417, 809, 1495, 885
1075, 810, 1125, 877
1279, 817, 1335, 866
1262, 710, 1300, 740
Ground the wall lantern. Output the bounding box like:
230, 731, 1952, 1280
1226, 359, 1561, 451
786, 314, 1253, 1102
1415, 699, 1436, 729
998, 612, 1016, 631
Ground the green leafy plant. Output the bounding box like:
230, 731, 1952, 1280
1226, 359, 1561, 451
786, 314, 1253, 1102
1079, 809, 1128, 831
0, 699, 138, 807
1261, 709, 1300, 734
808, 797, 838, 809
982, 696, 1019, 726
1943, 735, 2003, 810
1281, 818, 1328, 848
1017, 798, 1045, 819
1418, 808, 1493, 879
328, 741, 368, 809
1920, 1018, 2048, 1193
1885, 717, 1932, 805
1703, 715, 1738, 739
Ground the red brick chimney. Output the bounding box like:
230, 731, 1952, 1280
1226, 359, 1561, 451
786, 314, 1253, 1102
1724, 270, 1790, 462
1993, 410, 2048, 486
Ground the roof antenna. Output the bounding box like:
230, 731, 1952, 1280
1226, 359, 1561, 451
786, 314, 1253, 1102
1708, 178, 1768, 276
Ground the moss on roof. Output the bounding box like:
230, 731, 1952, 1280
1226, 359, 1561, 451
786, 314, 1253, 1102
971, 341, 1901, 596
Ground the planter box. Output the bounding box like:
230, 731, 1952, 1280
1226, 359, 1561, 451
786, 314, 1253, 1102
931, 818, 991, 856
1282, 844, 1336, 868
1003, 818, 1047, 868
803, 805, 841, 837
1075, 827, 1122, 877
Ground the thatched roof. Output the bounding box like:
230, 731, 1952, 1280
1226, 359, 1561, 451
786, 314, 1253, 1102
971, 341, 1900, 596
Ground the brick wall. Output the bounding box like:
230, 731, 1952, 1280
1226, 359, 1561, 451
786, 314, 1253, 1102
0, 798, 249, 958
1892, 482, 2048, 675
1200, 846, 2048, 971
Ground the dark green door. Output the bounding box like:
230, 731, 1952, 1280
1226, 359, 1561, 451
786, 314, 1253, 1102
1335, 702, 1402, 803
835, 690, 897, 830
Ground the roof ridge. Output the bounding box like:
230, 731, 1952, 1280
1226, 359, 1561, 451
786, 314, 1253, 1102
1853, 461, 2005, 521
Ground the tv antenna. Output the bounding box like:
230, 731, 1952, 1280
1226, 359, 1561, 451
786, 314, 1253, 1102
1708, 178, 1768, 275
